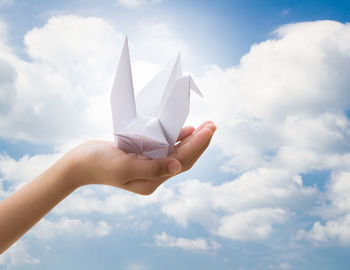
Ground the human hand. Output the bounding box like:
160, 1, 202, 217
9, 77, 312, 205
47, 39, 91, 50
0, 121, 215, 253
64, 121, 216, 195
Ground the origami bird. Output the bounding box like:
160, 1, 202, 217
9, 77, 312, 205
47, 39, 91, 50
111, 38, 203, 159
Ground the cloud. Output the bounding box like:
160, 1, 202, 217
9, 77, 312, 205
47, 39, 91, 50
154, 232, 220, 252
0, 15, 188, 145
296, 170, 350, 244
0, 152, 62, 193
134, 21, 191, 65
0, 240, 39, 267
117, 0, 161, 9
126, 262, 149, 270
161, 170, 315, 239
0, 59, 16, 114
29, 217, 112, 240
296, 214, 350, 244
326, 170, 350, 214
0, 0, 12, 7
269, 263, 292, 270
0, 15, 124, 143
53, 184, 174, 215
184, 21, 350, 242
195, 20, 350, 174
215, 208, 288, 240
281, 9, 290, 16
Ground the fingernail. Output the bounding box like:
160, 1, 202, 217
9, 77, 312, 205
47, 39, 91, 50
168, 160, 181, 174
206, 124, 217, 132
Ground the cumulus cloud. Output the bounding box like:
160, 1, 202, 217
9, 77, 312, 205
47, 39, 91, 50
29, 217, 112, 240
159, 20, 350, 244
0, 15, 189, 144
187, 21, 350, 243
53, 184, 174, 215
161, 173, 314, 240
0, 152, 63, 193
0, 240, 39, 267
296, 214, 350, 244
0, 59, 16, 114
195, 20, 350, 174
117, 0, 161, 9
215, 208, 288, 240
134, 21, 191, 65
126, 262, 149, 270
0, 15, 123, 143
154, 232, 220, 252
0, 0, 12, 7
54, 171, 315, 241
296, 171, 350, 244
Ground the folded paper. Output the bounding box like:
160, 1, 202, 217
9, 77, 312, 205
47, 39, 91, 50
111, 38, 203, 159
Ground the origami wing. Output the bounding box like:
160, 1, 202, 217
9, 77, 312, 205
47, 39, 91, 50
111, 38, 136, 133
158, 75, 203, 153
136, 54, 182, 117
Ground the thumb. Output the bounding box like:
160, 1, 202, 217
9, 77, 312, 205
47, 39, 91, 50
127, 157, 182, 180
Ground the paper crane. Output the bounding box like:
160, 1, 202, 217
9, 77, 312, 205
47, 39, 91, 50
111, 38, 203, 159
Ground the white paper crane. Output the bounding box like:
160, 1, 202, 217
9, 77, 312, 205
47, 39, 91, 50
111, 38, 203, 159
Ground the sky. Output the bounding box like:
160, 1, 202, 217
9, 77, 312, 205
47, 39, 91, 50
0, 0, 350, 269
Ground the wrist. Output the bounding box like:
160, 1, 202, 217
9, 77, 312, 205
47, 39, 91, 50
54, 151, 85, 191
59, 143, 100, 188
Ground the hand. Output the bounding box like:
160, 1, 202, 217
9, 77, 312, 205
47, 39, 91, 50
0, 121, 216, 253
64, 121, 216, 195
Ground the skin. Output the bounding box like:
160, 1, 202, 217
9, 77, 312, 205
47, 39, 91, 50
0, 121, 216, 254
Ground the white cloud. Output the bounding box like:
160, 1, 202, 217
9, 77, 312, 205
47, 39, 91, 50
0, 15, 189, 145
134, 21, 191, 65
154, 232, 220, 252
269, 263, 292, 270
116, 220, 151, 233
29, 217, 112, 240
53, 184, 174, 215
281, 9, 290, 16
0, 152, 62, 190
195, 21, 350, 174
296, 214, 350, 244
117, 0, 161, 9
0, 59, 16, 114
0, 240, 39, 267
161, 170, 315, 239
126, 262, 149, 270
0, 15, 124, 143
0, 0, 12, 7
215, 208, 288, 240
296, 171, 350, 244
326, 171, 350, 214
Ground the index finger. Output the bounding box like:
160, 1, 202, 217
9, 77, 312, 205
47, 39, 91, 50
171, 124, 215, 165
177, 126, 195, 142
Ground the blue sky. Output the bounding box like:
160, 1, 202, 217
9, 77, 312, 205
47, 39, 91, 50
1, 0, 350, 269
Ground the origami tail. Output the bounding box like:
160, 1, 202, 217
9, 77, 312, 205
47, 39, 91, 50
159, 75, 203, 153
111, 37, 136, 133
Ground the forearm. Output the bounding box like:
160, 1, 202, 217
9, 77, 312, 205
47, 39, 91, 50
0, 155, 78, 254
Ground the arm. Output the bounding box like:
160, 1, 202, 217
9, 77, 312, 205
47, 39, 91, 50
0, 121, 216, 254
